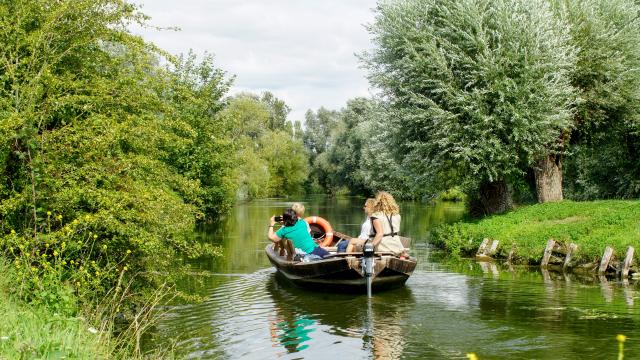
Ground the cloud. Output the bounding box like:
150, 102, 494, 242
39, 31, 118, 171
131, 0, 377, 121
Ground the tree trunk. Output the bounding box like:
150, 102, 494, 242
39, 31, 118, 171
534, 154, 563, 203
470, 180, 513, 217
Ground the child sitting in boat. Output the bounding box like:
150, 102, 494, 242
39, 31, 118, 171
291, 202, 311, 234
268, 208, 329, 260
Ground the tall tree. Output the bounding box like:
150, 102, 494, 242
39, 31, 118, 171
161, 52, 236, 219
261, 91, 291, 131
220, 93, 308, 199
558, 0, 640, 200
363, 0, 576, 214
302, 107, 340, 193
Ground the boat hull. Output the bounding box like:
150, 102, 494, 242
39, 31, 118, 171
265, 244, 416, 293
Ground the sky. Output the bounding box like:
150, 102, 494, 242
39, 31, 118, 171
131, 0, 378, 123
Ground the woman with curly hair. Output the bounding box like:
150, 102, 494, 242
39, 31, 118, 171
347, 191, 405, 256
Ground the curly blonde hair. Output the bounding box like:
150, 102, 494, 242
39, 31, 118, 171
363, 198, 376, 215
373, 191, 399, 215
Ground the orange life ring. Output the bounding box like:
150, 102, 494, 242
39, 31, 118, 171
304, 216, 334, 247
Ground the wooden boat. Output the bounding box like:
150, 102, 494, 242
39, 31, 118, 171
265, 234, 417, 293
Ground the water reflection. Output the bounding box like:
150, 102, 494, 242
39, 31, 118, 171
267, 272, 415, 359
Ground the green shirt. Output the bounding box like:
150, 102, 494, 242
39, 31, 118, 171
276, 219, 317, 254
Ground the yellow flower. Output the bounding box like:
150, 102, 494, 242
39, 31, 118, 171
93, 234, 98, 239
466, 354, 478, 360
61, 260, 67, 265
53, 250, 59, 256
45, 243, 49, 248
10, 229, 15, 235
617, 334, 627, 343
126, 250, 131, 254
61, 242, 66, 248
47, 211, 51, 216
75, 281, 80, 287
56, 215, 62, 220
123, 266, 128, 271
101, 244, 107, 250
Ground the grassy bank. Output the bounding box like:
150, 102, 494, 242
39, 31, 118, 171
0, 261, 110, 359
431, 200, 640, 263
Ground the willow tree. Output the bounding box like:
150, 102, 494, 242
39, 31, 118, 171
559, 0, 640, 199
363, 0, 576, 214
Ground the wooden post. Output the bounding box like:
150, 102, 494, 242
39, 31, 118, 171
598, 247, 614, 274
541, 239, 556, 268
563, 243, 577, 270
507, 249, 514, 264
487, 240, 499, 256
477, 238, 490, 256
622, 246, 634, 278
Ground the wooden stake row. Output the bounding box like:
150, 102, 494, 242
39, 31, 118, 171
475, 238, 636, 278
541, 239, 577, 270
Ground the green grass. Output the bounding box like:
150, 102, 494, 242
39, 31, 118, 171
0, 262, 109, 360
431, 200, 640, 263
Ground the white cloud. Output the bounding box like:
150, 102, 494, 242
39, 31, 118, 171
131, 0, 377, 122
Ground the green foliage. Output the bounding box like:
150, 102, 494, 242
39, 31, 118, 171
259, 130, 308, 196
356, 105, 417, 197
302, 98, 415, 197
431, 200, 640, 262
223, 94, 308, 199
0, 0, 225, 317
362, 0, 577, 197
302, 107, 340, 193
326, 98, 400, 196
556, 0, 640, 199
438, 188, 466, 202
160, 51, 237, 219
0, 0, 306, 356
261, 91, 292, 131
0, 260, 109, 359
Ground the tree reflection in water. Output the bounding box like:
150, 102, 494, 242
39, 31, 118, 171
267, 271, 414, 358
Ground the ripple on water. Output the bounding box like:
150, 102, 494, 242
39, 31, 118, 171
151, 253, 640, 360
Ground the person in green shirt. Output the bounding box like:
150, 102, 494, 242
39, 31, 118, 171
268, 208, 329, 259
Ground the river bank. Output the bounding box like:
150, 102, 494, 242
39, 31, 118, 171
0, 260, 109, 359
431, 200, 640, 266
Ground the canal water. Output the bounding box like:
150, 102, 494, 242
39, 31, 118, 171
147, 197, 640, 359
